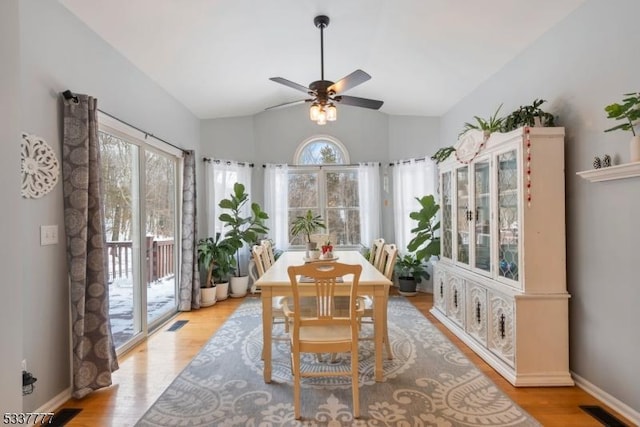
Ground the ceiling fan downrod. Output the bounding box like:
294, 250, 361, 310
314, 15, 330, 82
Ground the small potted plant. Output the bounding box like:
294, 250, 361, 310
394, 253, 430, 296
321, 240, 334, 259
460, 104, 506, 137
501, 99, 556, 132
604, 92, 640, 163
290, 209, 326, 254
197, 232, 236, 305
431, 146, 456, 164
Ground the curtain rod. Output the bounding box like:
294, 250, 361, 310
262, 162, 381, 168
62, 90, 189, 154
388, 157, 426, 166
203, 158, 254, 167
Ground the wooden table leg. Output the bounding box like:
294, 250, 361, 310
262, 290, 273, 383
373, 288, 387, 382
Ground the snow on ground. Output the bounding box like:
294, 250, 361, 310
109, 275, 176, 347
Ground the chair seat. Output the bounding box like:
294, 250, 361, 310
299, 324, 351, 343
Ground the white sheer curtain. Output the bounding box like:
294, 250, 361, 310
204, 159, 252, 237
264, 164, 289, 251
358, 162, 381, 247
392, 158, 437, 253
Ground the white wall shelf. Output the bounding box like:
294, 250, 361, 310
576, 161, 640, 182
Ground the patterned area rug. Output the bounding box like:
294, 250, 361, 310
136, 297, 540, 426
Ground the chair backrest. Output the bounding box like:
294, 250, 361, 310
287, 262, 362, 329
252, 244, 268, 278
377, 243, 398, 280
369, 238, 385, 268
260, 239, 275, 268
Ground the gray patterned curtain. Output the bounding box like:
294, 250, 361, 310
62, 93, 118, 399
178, 150, 201, 310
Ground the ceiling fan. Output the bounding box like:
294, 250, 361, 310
266, 15, 383, 124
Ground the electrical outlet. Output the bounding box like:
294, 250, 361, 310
21, 359, 27, 371
40, 225, 58, 246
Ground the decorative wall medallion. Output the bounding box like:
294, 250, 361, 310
454, 129, 488, 163
21, 133, 59, 199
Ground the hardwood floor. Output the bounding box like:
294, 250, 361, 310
57, 292, 633, 426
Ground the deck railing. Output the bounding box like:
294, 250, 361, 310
106, 237, 175, 284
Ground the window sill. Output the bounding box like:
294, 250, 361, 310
576, 161, 640, 182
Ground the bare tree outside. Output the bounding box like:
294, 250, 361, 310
99, 131, 176, 242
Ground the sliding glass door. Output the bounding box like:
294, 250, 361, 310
99, 114, 181, 352
144, 149, 177, 326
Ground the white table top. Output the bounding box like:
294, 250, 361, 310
255, 250, 393, 287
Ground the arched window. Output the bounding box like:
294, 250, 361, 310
294, 135, 350, 165
287, 135, 360, 247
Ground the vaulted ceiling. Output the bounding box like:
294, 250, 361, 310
60, 0, 585, 119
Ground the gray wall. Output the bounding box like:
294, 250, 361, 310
200, 105, 439, 243
17, 0, 200, 411
0, 0, 24, 413
440, 0, 640, 413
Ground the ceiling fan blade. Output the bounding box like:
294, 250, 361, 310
334, 95, 383, 110
328, 69, 371, 94
264, 99, 311, 111
269, 77, 311, 94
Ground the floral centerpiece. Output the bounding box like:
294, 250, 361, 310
321, 241, 334, 259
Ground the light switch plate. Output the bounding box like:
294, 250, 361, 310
40, 225, 58, 246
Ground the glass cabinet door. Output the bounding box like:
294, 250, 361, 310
456, 166, 469, 265
473, 159, 491, 272
497, 150, 519, 281
441, 171, 452, 260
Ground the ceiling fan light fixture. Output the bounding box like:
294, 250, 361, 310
268, 15, 383, 122
309, 103, 321, 120
316, 108, 327, 125
326, 103, 337, 121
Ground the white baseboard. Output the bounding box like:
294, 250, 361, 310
34, 387, 71, 414
572, 372, 640, 426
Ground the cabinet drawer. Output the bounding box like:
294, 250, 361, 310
433, 265, 446, 313
488, 292, 515, 367
446, 272, 465, 328
465, 282, 487, 345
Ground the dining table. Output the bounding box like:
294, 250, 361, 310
255, 250, 393, 383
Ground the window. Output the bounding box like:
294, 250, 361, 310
288, 136, 361, 246
294, 135, 350, 165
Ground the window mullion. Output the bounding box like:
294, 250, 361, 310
318, 168, 327, 225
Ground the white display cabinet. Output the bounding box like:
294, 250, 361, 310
432, 127, 573, 386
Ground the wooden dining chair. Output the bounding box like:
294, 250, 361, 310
260, 239, 275, 268
284, 262, 362, 420
358, 243, 398, 358
252, 245, 289, 358
369, 238, 385, 270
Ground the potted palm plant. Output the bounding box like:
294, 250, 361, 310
196, 232, 236, 305
290, 209, 326, 255
460, 104, 506, 137
218, 182, 269, 298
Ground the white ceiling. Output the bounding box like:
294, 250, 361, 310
59, 0, 584, 119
